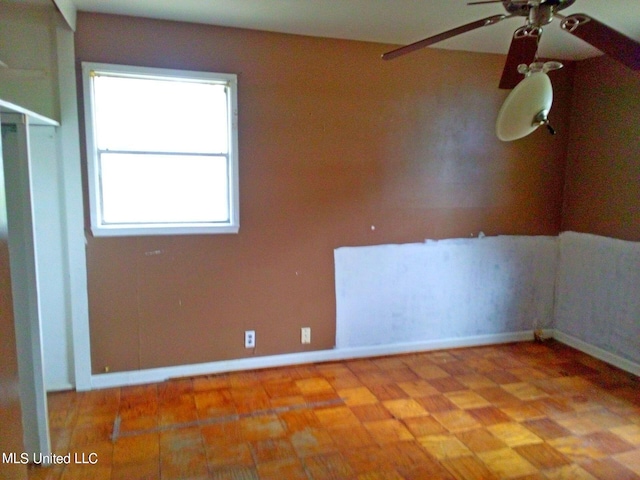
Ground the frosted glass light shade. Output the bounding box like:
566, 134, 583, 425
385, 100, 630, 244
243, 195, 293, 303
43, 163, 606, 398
496, 72, 553, 142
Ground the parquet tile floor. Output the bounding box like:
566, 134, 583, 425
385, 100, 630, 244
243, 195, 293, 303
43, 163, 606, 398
29, 340, 640, 479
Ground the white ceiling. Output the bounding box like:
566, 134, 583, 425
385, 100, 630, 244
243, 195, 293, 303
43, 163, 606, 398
67, 0, 640, 61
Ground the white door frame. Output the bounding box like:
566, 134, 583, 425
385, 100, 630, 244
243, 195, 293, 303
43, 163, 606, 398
1, 111, 53, 456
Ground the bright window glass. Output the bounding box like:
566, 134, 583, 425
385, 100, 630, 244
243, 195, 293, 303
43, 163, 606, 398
100, 153, 229, 224
93, 76, 229, 153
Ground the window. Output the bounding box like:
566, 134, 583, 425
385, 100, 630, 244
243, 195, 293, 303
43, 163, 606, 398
82, 62, 238, 236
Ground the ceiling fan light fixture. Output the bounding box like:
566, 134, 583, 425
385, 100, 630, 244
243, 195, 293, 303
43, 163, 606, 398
521, 60, 563, 76
495, 71, 553, 141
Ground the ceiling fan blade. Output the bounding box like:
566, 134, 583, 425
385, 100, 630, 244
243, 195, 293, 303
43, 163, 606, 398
560, 14, 640, 71
499, 26, 541, 89
382, 14, 508, 60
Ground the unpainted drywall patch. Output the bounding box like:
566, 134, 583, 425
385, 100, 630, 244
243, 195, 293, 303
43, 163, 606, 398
555, 232, 640, 365
335, 235, 558, 348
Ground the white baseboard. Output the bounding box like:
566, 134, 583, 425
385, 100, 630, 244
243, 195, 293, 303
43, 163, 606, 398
79, 328, 639, 391
86, 330, 536, 391
553, 330, 640, 377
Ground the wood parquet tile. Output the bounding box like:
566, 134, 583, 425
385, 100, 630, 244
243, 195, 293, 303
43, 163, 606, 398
29, 340, 640, 479
456, 429, 508, 454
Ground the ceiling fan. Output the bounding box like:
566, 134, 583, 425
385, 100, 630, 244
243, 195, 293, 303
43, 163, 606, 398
382, 0, 640, 89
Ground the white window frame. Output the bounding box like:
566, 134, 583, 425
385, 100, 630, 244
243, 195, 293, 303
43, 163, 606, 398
82, 62, 239, 237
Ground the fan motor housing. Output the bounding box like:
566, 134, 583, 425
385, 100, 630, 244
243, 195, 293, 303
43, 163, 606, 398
502, 0, 576, 18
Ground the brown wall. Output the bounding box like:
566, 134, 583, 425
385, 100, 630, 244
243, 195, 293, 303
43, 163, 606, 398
75, 13, 572, 373
562, 55, 640, 241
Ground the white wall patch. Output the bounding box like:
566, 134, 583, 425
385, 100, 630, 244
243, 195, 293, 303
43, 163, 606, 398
335, 235, 558, 348
555, 232, 640, 366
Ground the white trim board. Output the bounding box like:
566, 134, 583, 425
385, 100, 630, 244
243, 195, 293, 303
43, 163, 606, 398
0, 99, 59, 126
84, 328, 639, 390
52, 0, 77, 31
87, 330, 537, 390
553, 330, 640, 377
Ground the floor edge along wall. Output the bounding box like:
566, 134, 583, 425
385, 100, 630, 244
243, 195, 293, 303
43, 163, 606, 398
88, 329, 638, 391
88, 330, 536, 390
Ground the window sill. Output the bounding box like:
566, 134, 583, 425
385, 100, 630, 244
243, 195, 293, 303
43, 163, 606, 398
90, 223, 240, 237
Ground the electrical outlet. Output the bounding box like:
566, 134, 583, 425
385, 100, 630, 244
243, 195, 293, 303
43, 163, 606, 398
245, 330, 255, 348
301, 327, 311, 344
